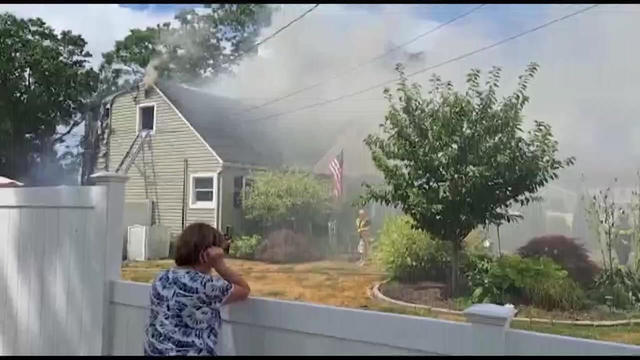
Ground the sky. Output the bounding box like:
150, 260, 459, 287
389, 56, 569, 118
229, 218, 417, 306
0, 4, 564, 66
2, 4, 640, 188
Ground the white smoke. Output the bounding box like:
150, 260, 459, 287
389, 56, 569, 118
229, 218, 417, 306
193, 4, 640, 188
142, 58, 159, 89
143, 57, 162, 89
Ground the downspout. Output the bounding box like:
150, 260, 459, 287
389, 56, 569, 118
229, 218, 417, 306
217, 170, 223, 229
182, 159, 188, 230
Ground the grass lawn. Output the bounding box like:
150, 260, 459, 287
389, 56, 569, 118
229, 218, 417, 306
121, 258, 640, 346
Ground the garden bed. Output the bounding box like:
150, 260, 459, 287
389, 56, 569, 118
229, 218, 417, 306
376, 279, 640, 325
378, 280, 462, 311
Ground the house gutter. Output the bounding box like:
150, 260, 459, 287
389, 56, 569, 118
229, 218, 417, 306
181, 158, 188, 230
223, 162, 270, 171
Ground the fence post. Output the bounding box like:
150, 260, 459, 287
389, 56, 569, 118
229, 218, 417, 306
91, 172, 128, 354
463, 304, 515, 355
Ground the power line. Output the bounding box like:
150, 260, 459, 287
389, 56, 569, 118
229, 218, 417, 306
309, 4, 632, 15
237, 4, 485, 115
242, 4, 599, 125
210, 4, 320, 74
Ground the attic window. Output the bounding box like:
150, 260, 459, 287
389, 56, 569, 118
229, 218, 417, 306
137, 104, 156, 133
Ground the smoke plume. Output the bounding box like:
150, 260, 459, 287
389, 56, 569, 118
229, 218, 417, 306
143, 57, 161, 89
195, 4, 640, 189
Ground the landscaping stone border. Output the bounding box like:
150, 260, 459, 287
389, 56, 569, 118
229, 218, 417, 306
370, 280, 640, 327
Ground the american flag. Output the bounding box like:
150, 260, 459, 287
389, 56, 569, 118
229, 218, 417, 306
329, 149, 343, 198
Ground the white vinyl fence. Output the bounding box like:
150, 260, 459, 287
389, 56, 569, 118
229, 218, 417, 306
2, 173, 640, 355
0, 173, 127, 355
109, 281, 640, 356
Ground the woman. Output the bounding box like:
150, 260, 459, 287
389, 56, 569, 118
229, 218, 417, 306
144, 223, 251, 356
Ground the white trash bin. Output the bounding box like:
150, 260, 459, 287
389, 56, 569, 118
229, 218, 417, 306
127, 225, 148, 261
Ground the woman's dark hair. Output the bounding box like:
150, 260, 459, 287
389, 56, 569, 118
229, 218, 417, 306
175, 222, 225, 266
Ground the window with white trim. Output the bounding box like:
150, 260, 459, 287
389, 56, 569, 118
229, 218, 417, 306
190, 174, 217, 209
137, 104, 156, 133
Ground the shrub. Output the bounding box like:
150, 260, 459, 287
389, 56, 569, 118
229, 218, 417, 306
517, 235, 600, 288
463, 251, 494, 289
255, 229, 321, 263
374, 215, 450, 283
229, 235, 262, 260
527, 277, 586, 311
467, 254, 585, 311
592, 266, 640, 310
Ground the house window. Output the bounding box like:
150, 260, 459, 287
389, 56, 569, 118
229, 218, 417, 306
137, 104, 156, 133
233, 175, 254, 209
190, 173, 217, 209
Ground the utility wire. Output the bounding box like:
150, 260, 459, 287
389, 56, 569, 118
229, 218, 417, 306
237, 4, 486, 115
242, 4, 599, 124
210, 4, 320, 74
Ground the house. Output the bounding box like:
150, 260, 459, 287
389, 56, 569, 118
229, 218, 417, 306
94, 81, 282, 240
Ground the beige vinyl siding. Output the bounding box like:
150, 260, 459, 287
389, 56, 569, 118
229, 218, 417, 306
107, 84, 221, 237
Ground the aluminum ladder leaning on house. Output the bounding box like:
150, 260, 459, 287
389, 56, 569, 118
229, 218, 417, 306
114, 129, 161, 222
115, 129, 152, 175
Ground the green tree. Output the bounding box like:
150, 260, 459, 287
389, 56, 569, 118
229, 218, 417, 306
0, 13, 98, 184
243, 170, 331, 233
362, 63, 574, 294
102, 4, 272, 85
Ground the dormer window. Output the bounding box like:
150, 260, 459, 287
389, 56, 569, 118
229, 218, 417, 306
137, 103, 156, 133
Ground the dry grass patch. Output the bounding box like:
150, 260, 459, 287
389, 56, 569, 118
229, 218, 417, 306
121, 259, 384, 309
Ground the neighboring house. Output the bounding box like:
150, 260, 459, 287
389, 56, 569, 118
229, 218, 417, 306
94, 81, 282, 239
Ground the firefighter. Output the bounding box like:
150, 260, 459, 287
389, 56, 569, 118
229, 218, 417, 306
356, 209, 371, 266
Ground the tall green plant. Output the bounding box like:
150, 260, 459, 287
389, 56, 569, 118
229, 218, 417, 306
361, 63, 574, 294
586, 184, 621, 273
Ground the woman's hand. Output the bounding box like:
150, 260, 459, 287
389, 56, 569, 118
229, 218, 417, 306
200, 246, 225, 267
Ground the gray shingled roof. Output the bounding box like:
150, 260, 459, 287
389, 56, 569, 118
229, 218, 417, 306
155, 82, 282, 167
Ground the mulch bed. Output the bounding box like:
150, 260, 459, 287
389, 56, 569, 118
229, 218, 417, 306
379, 280, 463, 311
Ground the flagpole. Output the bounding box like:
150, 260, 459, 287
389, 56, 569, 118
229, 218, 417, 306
338, 149, 344, 254
339, 149, 344, 202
